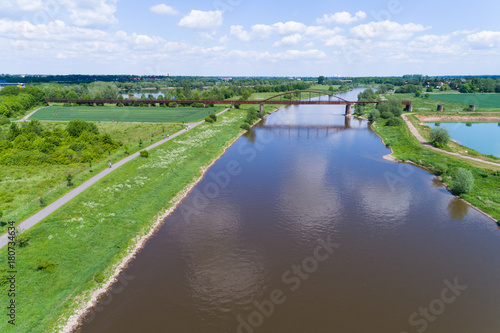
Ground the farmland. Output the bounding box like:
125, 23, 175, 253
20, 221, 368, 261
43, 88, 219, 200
429, 93, 500, 108
29, 105, 225, 123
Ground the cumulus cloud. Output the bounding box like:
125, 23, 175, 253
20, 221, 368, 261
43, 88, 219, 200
465, 31, 500, 49
350, 20, 429, 40
150, 4, 179, 15
273, 33, 303, 47
317, 11, 366, 25
60, 0, 119, 27
178, 10, 223, 30
231, 21, 342, 48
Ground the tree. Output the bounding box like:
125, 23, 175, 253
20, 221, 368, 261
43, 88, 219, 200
429, 127, 450, 147
452, 168, 474, 195
318, 76, 325, 85
368, 110, 380, 122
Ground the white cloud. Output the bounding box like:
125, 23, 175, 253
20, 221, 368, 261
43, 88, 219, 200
350, 20, 429, 40
178, 10, 223, 30
317, 11, 366, 25
408, 34, 461, 54
465, 31, 500, 49
15, 0, 43, 11
273, 33, 302, 47
0, 0, 42, 11
150, 4, 179, 15
60, 0, 118, 27
230, 21, 342, 48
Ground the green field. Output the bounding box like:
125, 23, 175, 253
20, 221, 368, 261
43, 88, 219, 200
429, 94, 500, 108
30, 106, 225, 123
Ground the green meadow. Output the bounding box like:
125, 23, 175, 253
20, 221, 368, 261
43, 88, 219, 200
429, 93, 500, 108
29, 105, 225, 123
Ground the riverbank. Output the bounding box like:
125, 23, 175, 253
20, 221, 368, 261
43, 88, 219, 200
63, 104, 281, 332
0, 109, 251, 333
371, 118, 500, 223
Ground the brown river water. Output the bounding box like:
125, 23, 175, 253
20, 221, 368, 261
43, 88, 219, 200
78, 89, 500, 333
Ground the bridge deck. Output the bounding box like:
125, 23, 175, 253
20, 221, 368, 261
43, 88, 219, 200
45, 99, 380, 105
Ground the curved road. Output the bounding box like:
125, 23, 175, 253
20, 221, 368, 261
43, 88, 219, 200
402, 113, 500, 168
0, 108, 229, 249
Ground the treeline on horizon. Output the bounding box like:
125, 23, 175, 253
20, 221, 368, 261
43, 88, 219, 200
1, 75, 500, 120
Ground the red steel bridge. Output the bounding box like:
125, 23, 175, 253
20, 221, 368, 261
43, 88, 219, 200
45, 90, 412, 115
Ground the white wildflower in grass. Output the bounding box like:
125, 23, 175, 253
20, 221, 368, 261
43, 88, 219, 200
48, 235, 53, 240
83, 202, 103, 209
139, 146, 188, 170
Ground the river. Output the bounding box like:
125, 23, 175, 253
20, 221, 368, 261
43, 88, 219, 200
79, 88, 500, 333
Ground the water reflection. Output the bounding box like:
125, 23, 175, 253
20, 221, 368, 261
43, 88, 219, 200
447, 197, 469, 220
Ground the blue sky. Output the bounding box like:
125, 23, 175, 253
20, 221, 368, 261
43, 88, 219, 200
1, 0, 500, 76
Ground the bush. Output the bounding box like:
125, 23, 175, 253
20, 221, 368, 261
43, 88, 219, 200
205, 116, 215, 123
380, 111, 394, 119
452, 168, 474, 195
0, 116, 10, 125
66, 119, 99, 137
116, 102, 124, 107
429, 128, 450, 147
140, 150, 149, 158
36, 260, 58, 272
15, 229, 30, 247
240, 123, 251, 131
209, 113, 217, 121
385, 117, 404, 127
433, 162, 448, 175
368, 110, 380, 122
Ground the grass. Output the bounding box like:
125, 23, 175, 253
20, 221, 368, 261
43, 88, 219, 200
0, 108, 248, 332
386, 92, 500, 113
371, 118, 500, 222
29, 105, 224, 123
429, 93, 500, 108
0, 122, 181, 228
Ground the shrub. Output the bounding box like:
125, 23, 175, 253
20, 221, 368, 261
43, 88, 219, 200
116, 102, 124, 107
433, 163, 448, 175
36, 260, 58, 272
380, 111, 394, 119
140, 150, 149, 158
0, 116, 10, 125
368, 110, 380, 122
240, 123, 251, 131
15, 229, 30, 247
66, 119, 99, 137
429, 128, 450, 147
385, 117, 404, 127
209, 113, 217, 121
204, 116, 215, 123
452, 168, 474, 195
66, 174, 73, 187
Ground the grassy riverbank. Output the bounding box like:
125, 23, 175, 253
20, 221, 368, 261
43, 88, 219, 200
372, 118, 500, 222
0, 122, 181, 228
0, 108, 248, 332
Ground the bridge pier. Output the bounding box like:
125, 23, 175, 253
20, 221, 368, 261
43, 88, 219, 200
344, 116, 351, 128
345, 103, 352, 116
259, 104, 264, 113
